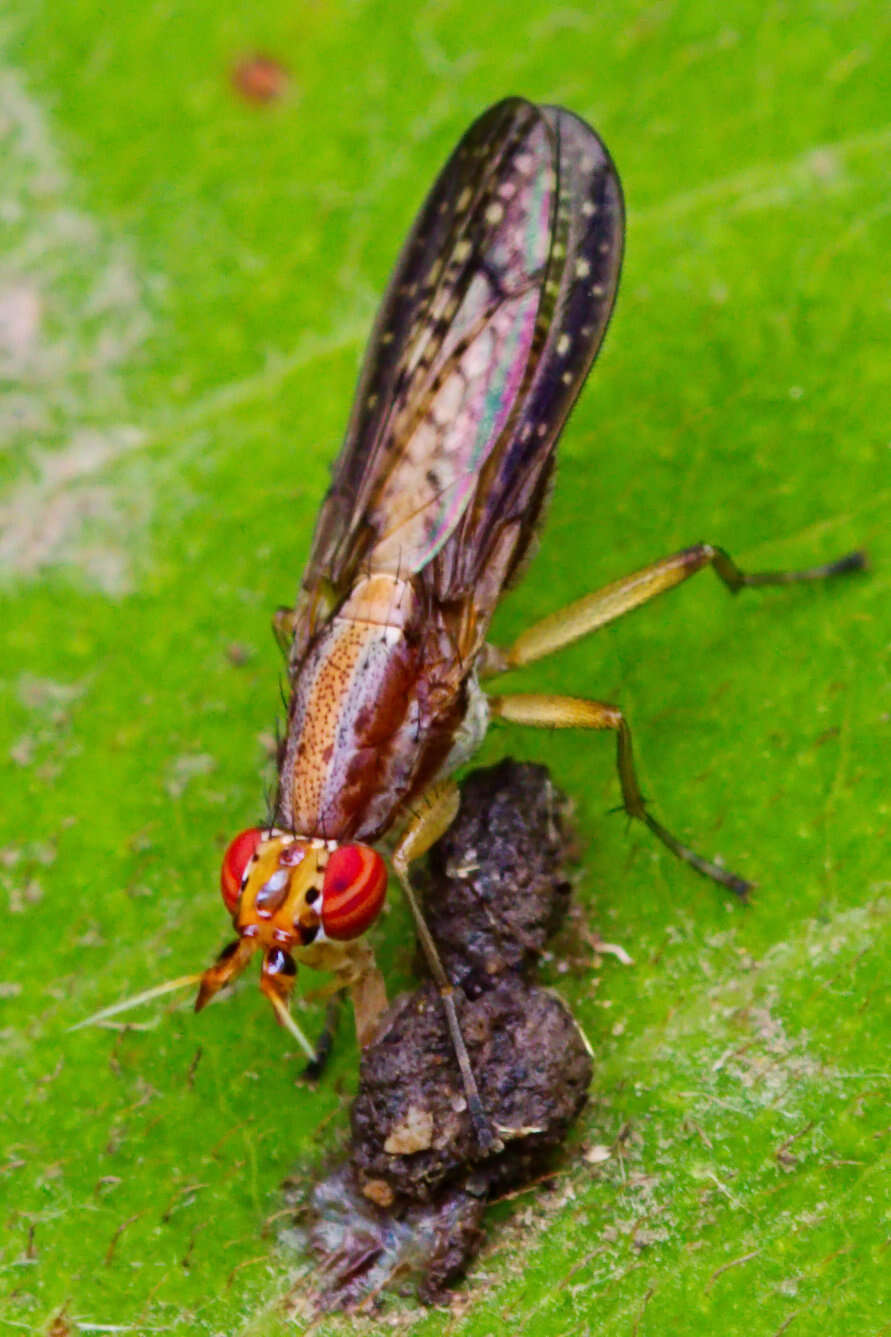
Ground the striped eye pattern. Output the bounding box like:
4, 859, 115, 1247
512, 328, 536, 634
220, 827, 264, 914
320, 844, 387, 940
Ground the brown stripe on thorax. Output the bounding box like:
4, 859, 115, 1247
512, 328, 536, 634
278, 575, 426, 841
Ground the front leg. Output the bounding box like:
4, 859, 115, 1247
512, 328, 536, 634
341, 939, 389, 1049
392, 781, 501, 1152
272, 606, 297, 658
299, 938, 389, 1054
298, 960, 387, 1082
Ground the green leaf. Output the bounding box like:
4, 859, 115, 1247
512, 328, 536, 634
2, 2, 888, 1333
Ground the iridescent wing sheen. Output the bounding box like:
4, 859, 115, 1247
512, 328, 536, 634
301, 98, 624, 640
429, 105, 624, 657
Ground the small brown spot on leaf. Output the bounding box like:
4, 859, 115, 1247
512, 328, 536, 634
230, 54, 290, 105
226, 641, 253, 667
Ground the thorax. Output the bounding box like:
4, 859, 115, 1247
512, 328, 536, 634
277, 575, 437, 841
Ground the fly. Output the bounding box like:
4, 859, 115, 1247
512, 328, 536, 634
82, 99, 864, 1148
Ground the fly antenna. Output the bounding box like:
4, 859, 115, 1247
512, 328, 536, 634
68, 974, 202, 1031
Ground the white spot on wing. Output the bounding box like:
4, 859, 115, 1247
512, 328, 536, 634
463, 326, 494, 377
433, 371, 464, 423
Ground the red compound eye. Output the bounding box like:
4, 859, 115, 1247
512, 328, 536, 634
321, 844, 387, 940
220, 827, 264, 914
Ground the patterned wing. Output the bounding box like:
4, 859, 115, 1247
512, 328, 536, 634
430, 105, 624, 651
300, 98, 623, 630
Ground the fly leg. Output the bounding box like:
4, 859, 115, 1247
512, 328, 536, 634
480, 542, 865, 891
342, 939, 389, 1049
481, 543, 865, 676
392, 781, 502, 1153
272, 607, 297, 657
273, 584, 338, 658
301, 996, 342, 1083
488, 692, 753, 893
300, 938, 389, 1071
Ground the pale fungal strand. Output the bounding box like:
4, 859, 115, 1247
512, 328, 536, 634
68, 973, 202, 1031
266, 990, 317, 1061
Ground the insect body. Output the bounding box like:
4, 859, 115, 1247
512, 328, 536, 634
198, 100, 623, 1044
195, 98, 862, 1138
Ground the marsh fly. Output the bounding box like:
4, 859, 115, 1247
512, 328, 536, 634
86, 99, 863, 1146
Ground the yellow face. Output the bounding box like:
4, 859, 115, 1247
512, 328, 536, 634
195, 826, 389, 1021
231, 831, 328, 953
